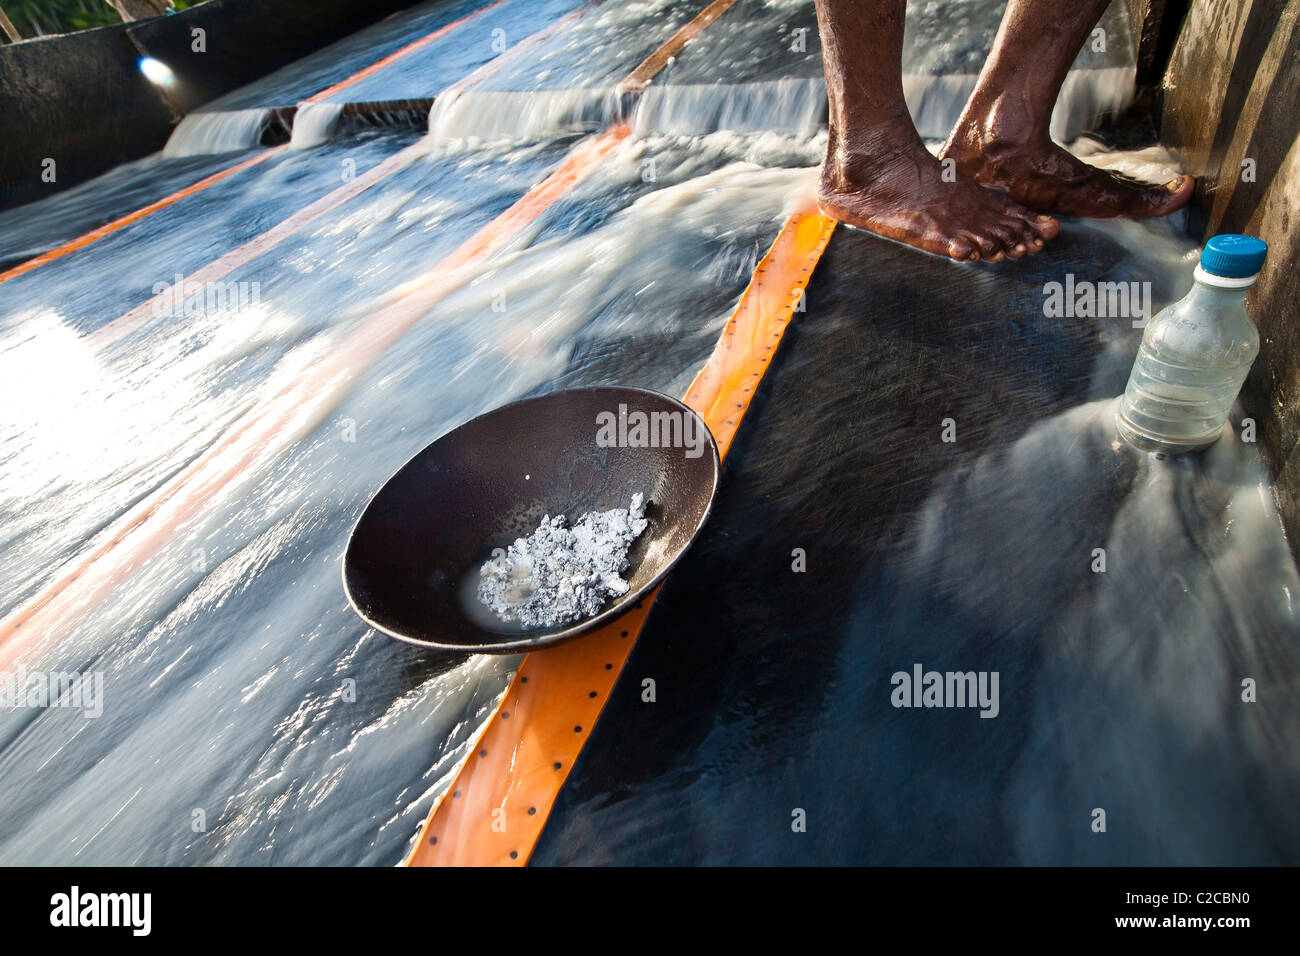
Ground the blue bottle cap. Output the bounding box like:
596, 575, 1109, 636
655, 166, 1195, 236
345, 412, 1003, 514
1200, 234, 1268, 278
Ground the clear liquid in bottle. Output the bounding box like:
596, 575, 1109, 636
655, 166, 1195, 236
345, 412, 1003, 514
1116, 234, 1267, 455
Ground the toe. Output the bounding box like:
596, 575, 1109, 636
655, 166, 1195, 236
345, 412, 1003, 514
1002, 197, 1060, 239
999, 211, 1050, 253
946, 236, 977, 261
1009, 219, 1045, 253
1152, 174, 1194, 214
984, 221, 1022, 255
964, 230, 1000, 260
1028, 213, 1060, 240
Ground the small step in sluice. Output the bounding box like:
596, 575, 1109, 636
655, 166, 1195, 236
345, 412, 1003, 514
163, 98, 440, 155
162, 63, 1134, 157
163, 108, 274, 158
418, 81, 827, 147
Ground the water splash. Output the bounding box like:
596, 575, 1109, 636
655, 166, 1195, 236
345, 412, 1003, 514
904, 66, 1135, 142
425, 87, 622, 148
634, 77, 828, 137
163, 109, 271, 158
289, 102, 345, 150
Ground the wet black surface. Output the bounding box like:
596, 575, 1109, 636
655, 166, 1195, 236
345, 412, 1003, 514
532, 223, 1300, 866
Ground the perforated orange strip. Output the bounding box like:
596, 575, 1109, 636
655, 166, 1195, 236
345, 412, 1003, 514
403, 209, 837, 867
680, 212, 838, 457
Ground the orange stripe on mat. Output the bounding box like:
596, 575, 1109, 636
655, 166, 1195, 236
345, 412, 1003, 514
303, 0, 510, 104
0, 150, 282, 285
0, 125, 631, 674
402, 209, 836, 867
616, 0, 740, 95
88, 139, 430, 348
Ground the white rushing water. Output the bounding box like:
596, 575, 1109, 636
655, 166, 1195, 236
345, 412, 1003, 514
903, 66, 1136, 142
635, 77, 828, 138
0, 122, 826, 864
163, 108, 272, 158
426, 87, 623, 148
289, 102, 345, 150
422, 67, 1132, 147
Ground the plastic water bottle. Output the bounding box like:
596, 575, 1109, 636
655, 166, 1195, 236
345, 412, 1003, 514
1116, 234, 1268, 454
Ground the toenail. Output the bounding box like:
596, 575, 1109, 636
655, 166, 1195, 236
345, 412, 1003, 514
1014, 244, 1025, 254
1036, 215, 1051, 221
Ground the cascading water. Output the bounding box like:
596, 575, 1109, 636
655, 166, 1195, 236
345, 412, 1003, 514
634, 77, 828, 137
900, 0, 1136, 141
289, 102, 346, 150
163, 108, 272, 158
425, 87, 623, 147
902, 67, 1136, 142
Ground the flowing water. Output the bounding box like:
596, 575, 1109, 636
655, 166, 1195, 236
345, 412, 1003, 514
164, 109, 273, 158
1, 0, 1294, 866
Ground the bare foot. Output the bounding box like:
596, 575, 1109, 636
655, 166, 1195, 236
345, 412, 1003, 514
819, 126, 1059, 263
941, 124, 1194, 220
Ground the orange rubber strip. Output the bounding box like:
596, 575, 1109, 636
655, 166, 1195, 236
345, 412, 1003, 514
403, 209, 837, 867
0, 0, 512, 288
302, 0, 509, 104
87, 138, 430, 348
615, 0, 740, 95
0, 149, 283, 285
435, 0, 608, 100
0, 125, 630, 674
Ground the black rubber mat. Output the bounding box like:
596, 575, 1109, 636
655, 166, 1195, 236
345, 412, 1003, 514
531, 222, 1300, 865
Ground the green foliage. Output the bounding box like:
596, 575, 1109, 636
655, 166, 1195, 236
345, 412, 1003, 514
1, 1, 194, 38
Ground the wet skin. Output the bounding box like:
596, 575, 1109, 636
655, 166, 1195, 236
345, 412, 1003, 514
814, 0, 1194, 262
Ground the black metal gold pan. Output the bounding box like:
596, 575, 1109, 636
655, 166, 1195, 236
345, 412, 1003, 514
343, 386, 721, 652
